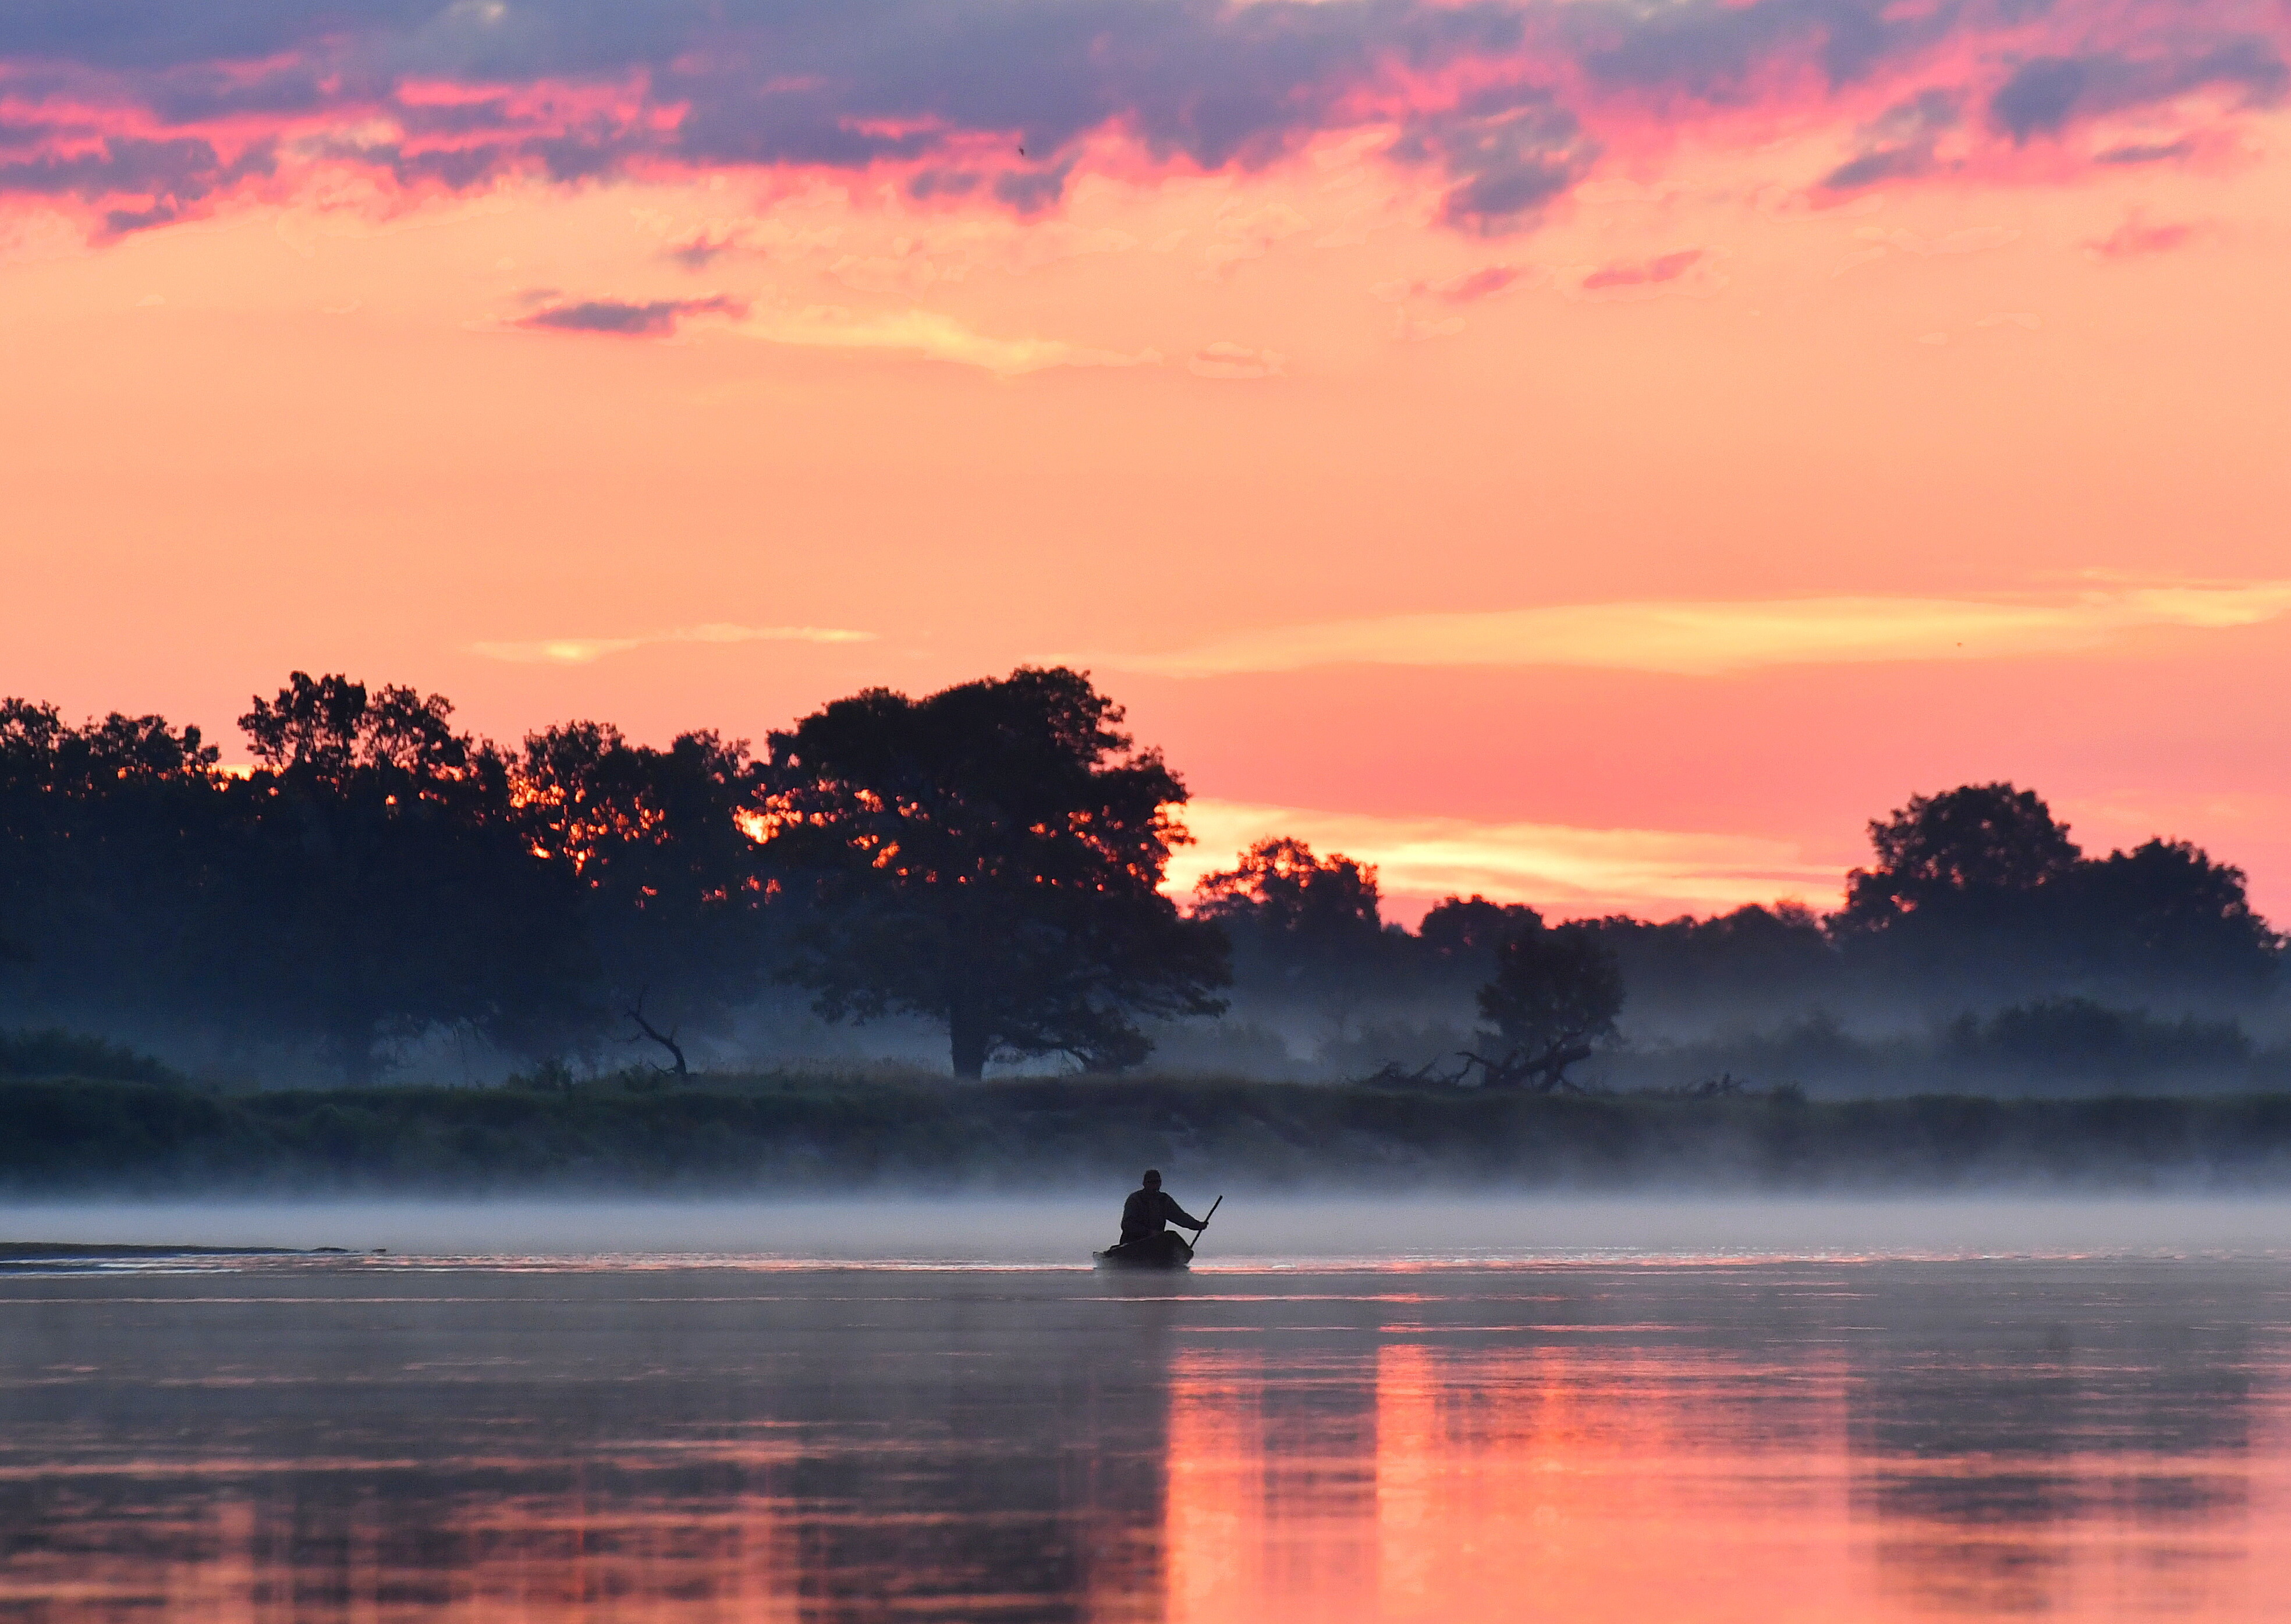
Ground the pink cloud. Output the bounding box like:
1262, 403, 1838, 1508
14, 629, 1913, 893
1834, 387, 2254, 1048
1580, 248, 1702, 291
0, 0, 2283, 240
1431, 264, 1525, 302
1189, 341, 1285, 380
2086, 212, 2197, 258
1373, 263, 1528, 304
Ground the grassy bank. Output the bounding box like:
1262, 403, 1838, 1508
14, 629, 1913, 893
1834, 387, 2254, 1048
11, 1073, 2291, 1193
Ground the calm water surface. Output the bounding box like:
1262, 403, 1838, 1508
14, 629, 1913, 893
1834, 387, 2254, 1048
4, 1251, 2290, 1622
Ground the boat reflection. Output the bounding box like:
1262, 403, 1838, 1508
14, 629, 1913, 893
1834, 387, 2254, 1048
1, 1259, 2285, 1621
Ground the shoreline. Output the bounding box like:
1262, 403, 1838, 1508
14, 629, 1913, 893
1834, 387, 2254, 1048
11, 1073, 2291, 1194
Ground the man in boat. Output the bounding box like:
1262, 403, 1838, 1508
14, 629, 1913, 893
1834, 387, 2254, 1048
1119, 1170, 1209, 1262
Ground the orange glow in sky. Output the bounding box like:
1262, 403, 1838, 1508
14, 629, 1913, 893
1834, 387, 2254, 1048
6, 0, 2290, 921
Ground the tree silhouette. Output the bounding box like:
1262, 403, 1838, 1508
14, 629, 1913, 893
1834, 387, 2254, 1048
233, 673, 588, 1083
2061, 838, 2281, 995
1194, 838, 1386, 950
1467, 920, 1623, 1091
1192, 837, 1397, 1032
11, 668, 2288, 1087
1832, 782, 2278, 1003
0, 698, 233, 1039
761, 667, 1228, 1077
1418, 893, 1544, 966
1583, 903, 1837, 1019
1839, 782, 2080, 930
512, 721, 776, 1070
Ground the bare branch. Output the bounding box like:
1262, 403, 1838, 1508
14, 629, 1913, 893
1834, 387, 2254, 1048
623, 990, 689, 1076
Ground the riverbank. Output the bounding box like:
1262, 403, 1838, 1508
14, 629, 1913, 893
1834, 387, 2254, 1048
12, 1073, 2291, 1193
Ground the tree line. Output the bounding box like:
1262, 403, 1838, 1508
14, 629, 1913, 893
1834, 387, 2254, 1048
2, 669, 2279, 1087
0, 668, 1223, 1083
1203, 783, 2279, 1034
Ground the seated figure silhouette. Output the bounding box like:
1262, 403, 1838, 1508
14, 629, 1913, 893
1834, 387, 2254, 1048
1118, 1169, 1207, 1263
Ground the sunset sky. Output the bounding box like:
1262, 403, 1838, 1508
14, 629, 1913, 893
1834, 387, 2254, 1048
5, 0, 2289, 923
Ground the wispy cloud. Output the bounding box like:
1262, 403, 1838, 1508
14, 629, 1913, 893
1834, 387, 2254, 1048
470, 623, 875, 665
740, 306, 1160, 375
1170, 799, 1841, 918
1579, 247, 1704, 292
2087, 212, 2198, 258
1392, 310, 1467, 341
1373, 263, 1536, 303
1558, 245, 1724, 300
519, 295, 744, 336
1099, 580, 2291, 678
1189, 341, 1285, 379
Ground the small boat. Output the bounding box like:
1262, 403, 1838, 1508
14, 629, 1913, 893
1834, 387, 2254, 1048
1094, 1197, 1219, 1270
1093, 1234, 1193, 1270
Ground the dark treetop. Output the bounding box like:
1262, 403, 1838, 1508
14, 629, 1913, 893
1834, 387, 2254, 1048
760, 666, 1229, 1078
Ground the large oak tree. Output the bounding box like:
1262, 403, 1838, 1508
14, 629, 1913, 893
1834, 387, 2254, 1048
761, 667, 1228, 1077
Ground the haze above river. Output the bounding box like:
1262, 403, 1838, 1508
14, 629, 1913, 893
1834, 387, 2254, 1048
6, 1200, 2291, 1622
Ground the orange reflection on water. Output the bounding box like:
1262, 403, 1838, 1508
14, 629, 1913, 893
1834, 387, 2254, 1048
1157, 1334, 2291, 1623
1164, 1342, 1859, 1624
10, 1263, 2291, 1623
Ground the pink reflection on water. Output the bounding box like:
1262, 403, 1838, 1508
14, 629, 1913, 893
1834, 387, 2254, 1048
1164, 1343, 1864, 1624
1157, 1338, 2291, 1622
6, 1262, 2291, 1621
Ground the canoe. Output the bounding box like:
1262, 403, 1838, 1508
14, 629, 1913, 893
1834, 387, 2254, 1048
1093, 1234, 1193, 1270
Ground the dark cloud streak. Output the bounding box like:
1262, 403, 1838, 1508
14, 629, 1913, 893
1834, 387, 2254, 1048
1991, 39, 2288, 141
1818, 87, 1957, 192
517, 294, 745, 336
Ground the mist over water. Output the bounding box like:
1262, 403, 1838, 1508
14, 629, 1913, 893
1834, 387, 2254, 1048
15, 1193, 2291, 1263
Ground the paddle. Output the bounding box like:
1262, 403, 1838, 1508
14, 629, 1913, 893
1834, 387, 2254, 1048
1190, 1195, 1223, 1256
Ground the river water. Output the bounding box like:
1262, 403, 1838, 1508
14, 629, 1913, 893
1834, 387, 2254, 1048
4, 1207, 2291, 1622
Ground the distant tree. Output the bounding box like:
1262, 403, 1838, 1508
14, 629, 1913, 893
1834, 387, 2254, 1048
238, 673, 376, 779
1194, 838, 1385, 948
1467, 920, 1623, 1091
1193, 835, 1399, 1020
232, 673, 590, 1083
1945, 995, 2252, 1083
0, 1027, 187, 1086
1584, 903, 1838, 1020
2060, 838, 2280, 997
0, 698, 231, 1033
760, 667, 1229, 1077
1418, 894, 1545, 967
1833, 782, 2279, 1004
1838, 782, 2080, 931
513, 721, 776, 1073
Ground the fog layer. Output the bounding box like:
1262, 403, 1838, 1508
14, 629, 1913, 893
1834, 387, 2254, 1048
12, 1196, 2291, 1263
